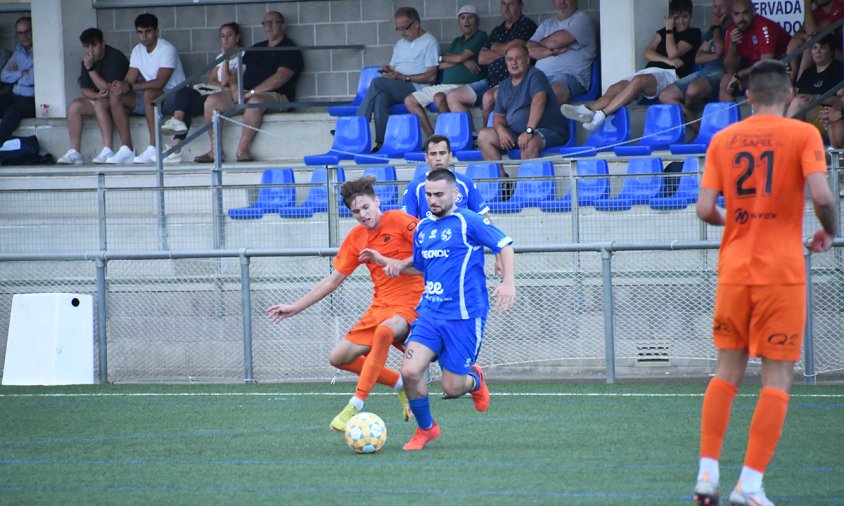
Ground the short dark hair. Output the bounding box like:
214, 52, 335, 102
816, 33, 836, 51
79, 28, 103, 45
220, 22, 242, 47
424, 134, 451, 152
748, 60, 790, 105
266, 11, 285, 24
669, 0, 693, 15
340, 175, 378, 209
426, 168, 456, 185
395, 7, 421, 23
135, 13, 158, 30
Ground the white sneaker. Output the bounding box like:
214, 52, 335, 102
561, 103, 594, 123
133, 145, 157, 164
728, 485, 774, 506
92, 147, 114, 164
161, 117, 188, 136
57, 148, 83, 165
163, 149, 182, 164
583, 110, 606, 132
105, 145, 135, 164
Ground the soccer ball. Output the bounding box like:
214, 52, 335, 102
344, 412, 387, 454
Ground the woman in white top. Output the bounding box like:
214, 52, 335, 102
160, 22, 242, 162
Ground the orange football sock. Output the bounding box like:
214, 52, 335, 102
700, 377, 739, 460
744, 386, 789, 473
336, 355, 400, 392
355, 326, 398, 401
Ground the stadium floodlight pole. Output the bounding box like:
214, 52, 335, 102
601, 246, 616, 384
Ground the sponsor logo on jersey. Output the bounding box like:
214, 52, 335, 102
429, 229, 438, 239
416, 231, 425, 245
421, 249, 450, 259
440, 228, 452, 241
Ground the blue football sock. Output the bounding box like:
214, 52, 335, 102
408, 397, 433, 429
467, 370, 480, 392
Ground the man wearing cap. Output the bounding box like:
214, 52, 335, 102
526, 0, 596, 105
403, 5, 488, 137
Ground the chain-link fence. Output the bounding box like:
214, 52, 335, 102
0, 159, 841, 383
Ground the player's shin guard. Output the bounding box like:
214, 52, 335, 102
355, 326, 396, 401
744, 387, 789, 475
700, 377, 738, 460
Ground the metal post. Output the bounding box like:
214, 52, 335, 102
803, 251, 816, 385
601, 247, 616, 384
97, 173, 107, 251
327, 166, 339, 247
239, 252, 255, 383
95, 256, 108, 384
155, 103, 168, 251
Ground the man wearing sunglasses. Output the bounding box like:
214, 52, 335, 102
356, 7, 440, 153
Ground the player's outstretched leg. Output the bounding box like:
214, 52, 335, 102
402, 421, 441, 451
469, 364, 490, 412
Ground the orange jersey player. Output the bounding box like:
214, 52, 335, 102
692, 60, 837, 506
267, 175, 424, 432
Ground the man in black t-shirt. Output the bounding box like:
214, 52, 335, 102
199, 10, 304, 163
57, 28, 130, 165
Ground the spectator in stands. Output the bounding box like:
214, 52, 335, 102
57, 28, 129, 165
158, 22, 242, 164
785, 0, 844, 81
563, 0, 701, 132
786, 34, 843, 128
659, 0, 730, 122
403, 5, 488, 138
356, 7, 438, 153
526, 0, 597, 106
104, 13, 186, 164
196, 11, 303, 163
477, 44, 568, 187
719, 0, 790, 102
445, 0, 537, 132
0, 17, 35, 146
820, 93, 844, 148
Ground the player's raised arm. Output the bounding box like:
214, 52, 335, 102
267, 270, 347, 322
491, 245, 515, 310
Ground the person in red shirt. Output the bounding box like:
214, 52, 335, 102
693, 60, 837, 506
719, 0, 790, 101
267, 176, 424, 432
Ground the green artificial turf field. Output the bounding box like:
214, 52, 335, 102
1, 382, 842, 505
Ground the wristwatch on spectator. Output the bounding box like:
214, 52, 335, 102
404, 75, 411, 82
525, 127, 535, 136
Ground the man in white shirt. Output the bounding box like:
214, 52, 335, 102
105, 13, 186, 164
356, 7, 439, 152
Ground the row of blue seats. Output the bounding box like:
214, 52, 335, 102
227, 156, 703, 219
306, 102, 741, 166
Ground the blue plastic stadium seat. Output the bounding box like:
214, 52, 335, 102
327, 66, 380, 117
405, 112, 473, 160
669, 102, 740, 155
412, 164, 429, 180
649, 157, 700, 210
228, 168, 296, 220
303, 116, 371, 165
614, 105, 685, 156
487, 161, 555, 213
354, 114, 422, 164
569, 59, 600, 103
454, 114, 493, 161
594, 158, 663, 211
339, 166, 400, 217
549, 107, 631, 158
278, 167, 347, 218
465, 163, 501, 204
539, 159, 610, 212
